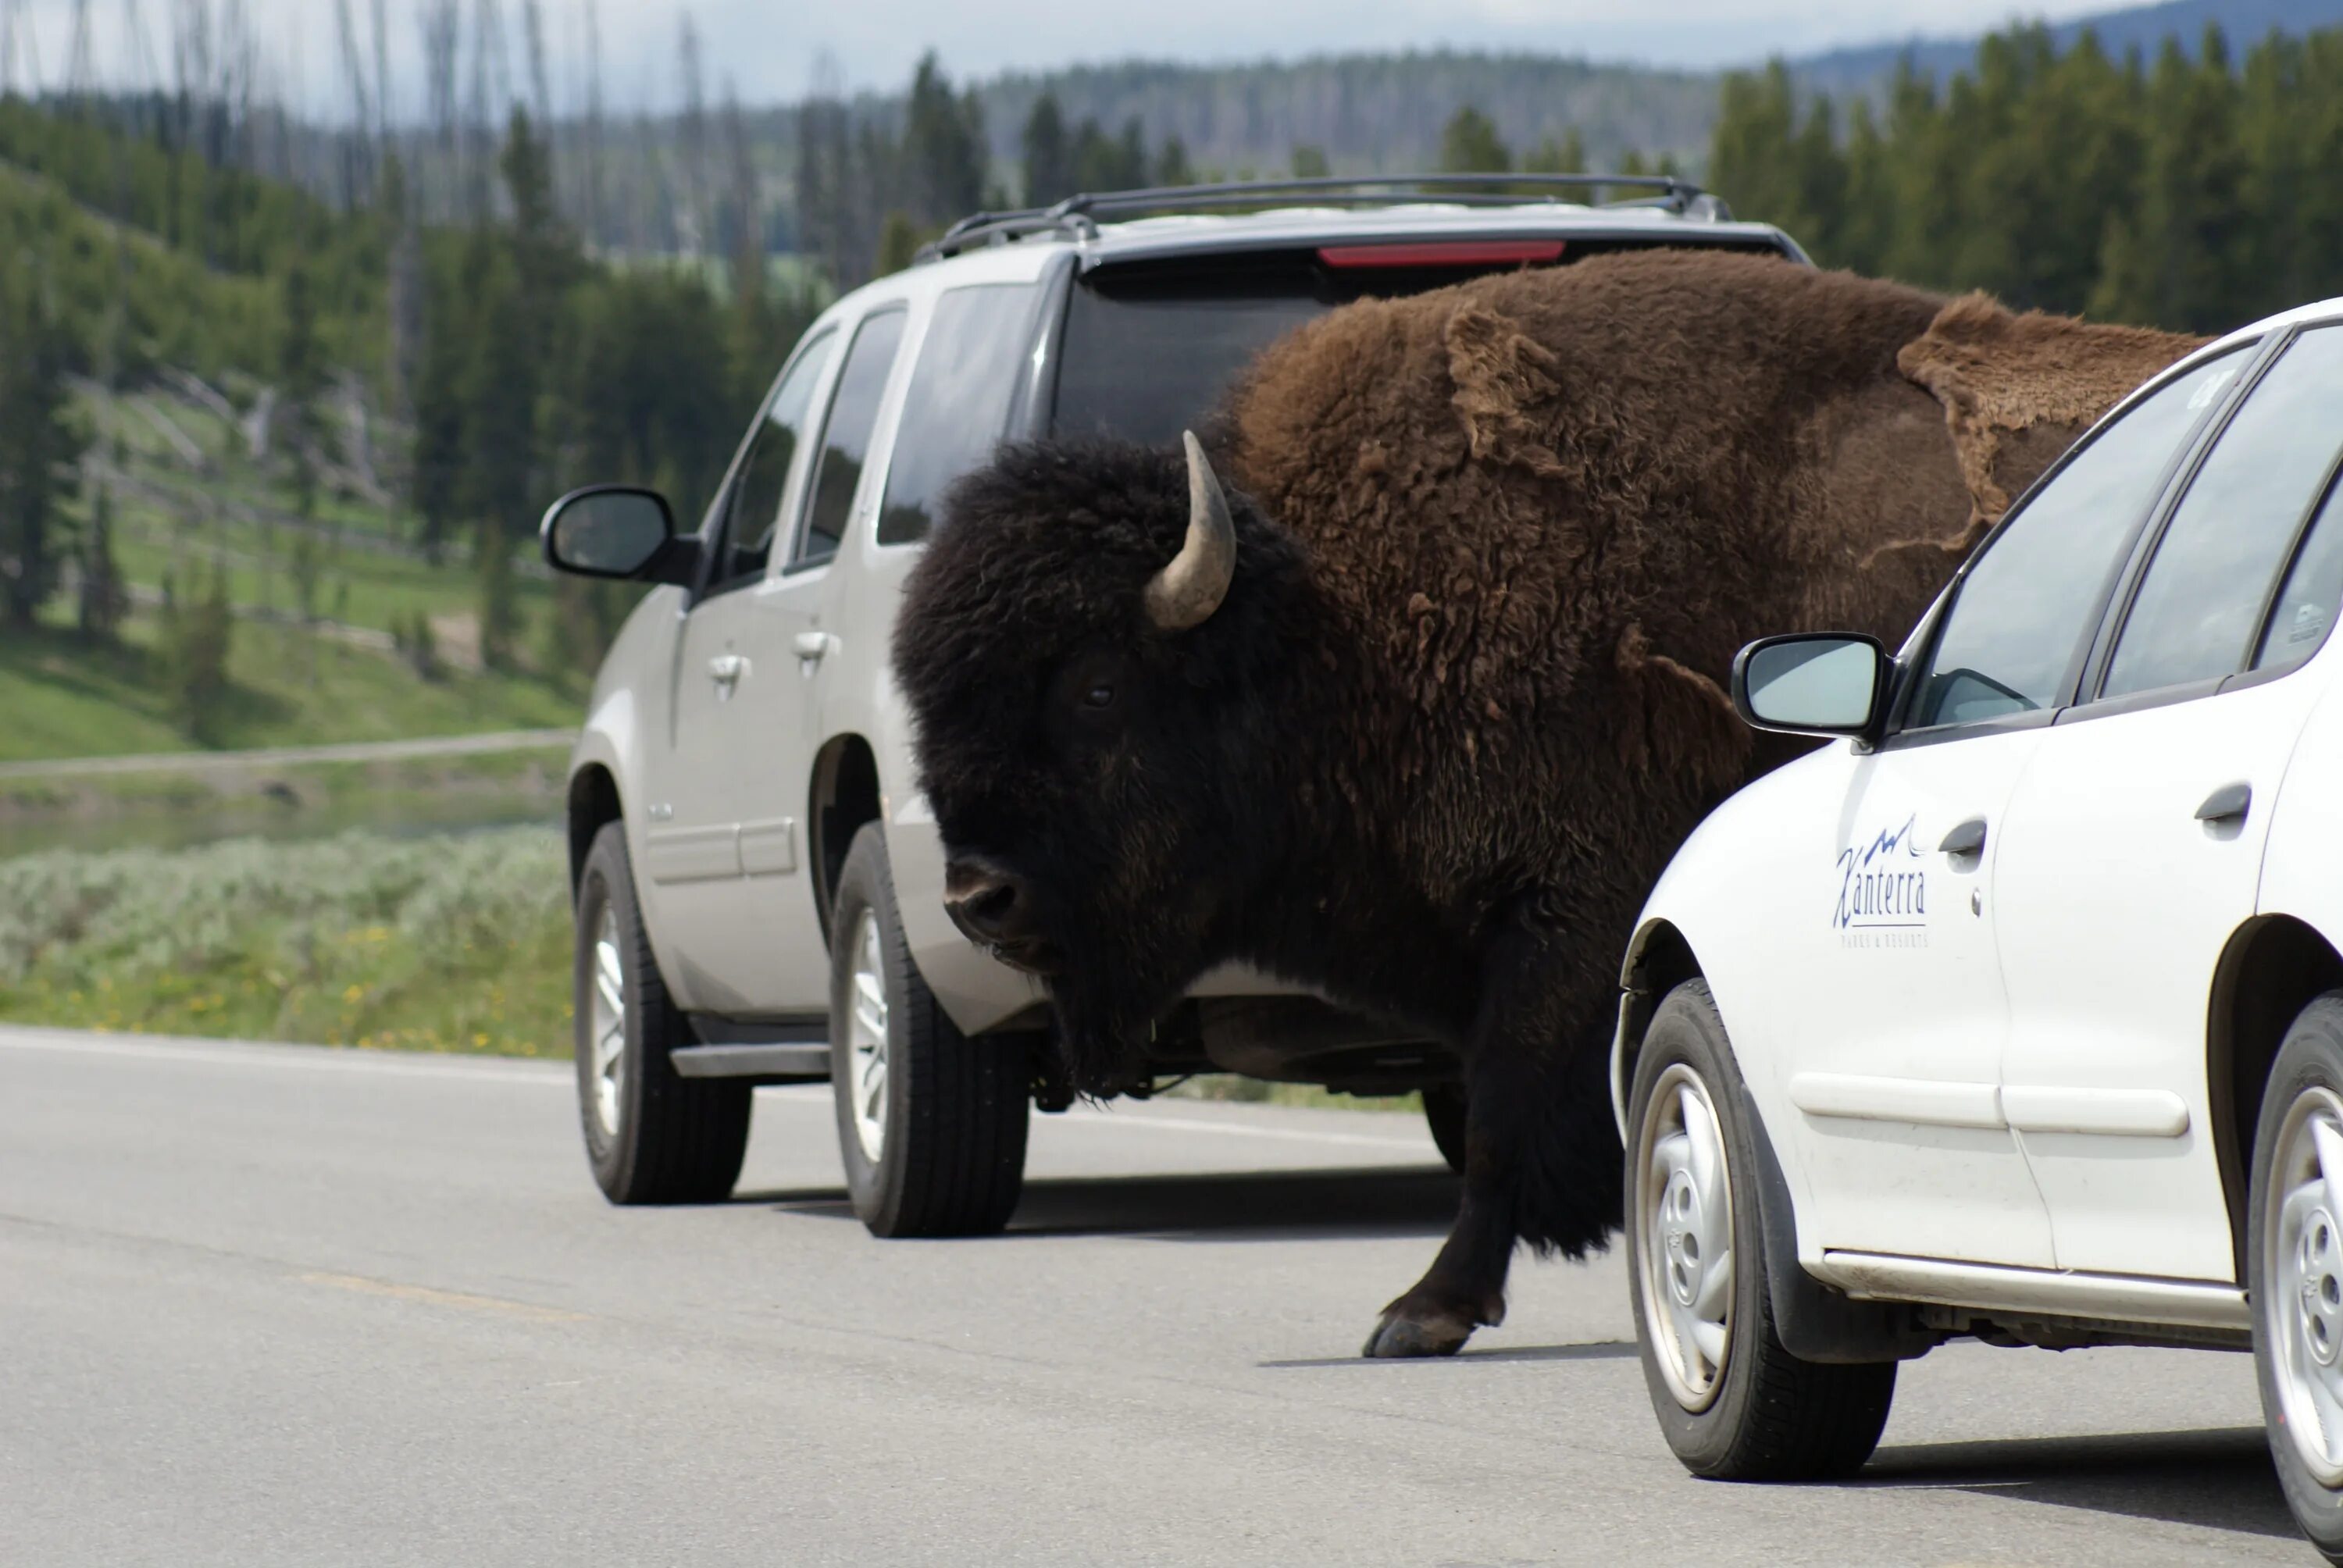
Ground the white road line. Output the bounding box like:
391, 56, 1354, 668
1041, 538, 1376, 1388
0, 1028, 1435, 1151
1055, 1108, 1431, 1152
0, 1029, 566, 1086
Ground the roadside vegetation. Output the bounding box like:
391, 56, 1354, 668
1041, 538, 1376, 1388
0, 827, 572, 1057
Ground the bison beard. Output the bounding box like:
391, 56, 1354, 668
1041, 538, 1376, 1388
895, 249, 2203, 1357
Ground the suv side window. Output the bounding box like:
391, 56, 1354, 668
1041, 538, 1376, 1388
1906, 347, 2248, 729
2103, 326, 2343, 698
795, 308, 908, 568
876, 283, 1040, 546
705, 330, 837, 595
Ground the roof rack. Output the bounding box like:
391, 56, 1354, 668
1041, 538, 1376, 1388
915, 173, 1728, 264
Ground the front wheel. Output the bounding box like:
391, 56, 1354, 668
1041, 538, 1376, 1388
573, 821, 751, 1204
1627, 979, 1895, 1481
829, 823, 1031, 1238
2248, 991, 2343, 1563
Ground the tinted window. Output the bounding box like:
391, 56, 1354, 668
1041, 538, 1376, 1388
2257, 474, 2343, 670
876, 284, 1039, 546
708, 330, 836, 591
1908, 348, 2248, 729
797, 308, 908, 566
2105, 326, 2343, 698
1054, 278, 1325, 447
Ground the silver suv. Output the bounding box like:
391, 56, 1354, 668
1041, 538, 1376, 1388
539, 176, 1810, 1233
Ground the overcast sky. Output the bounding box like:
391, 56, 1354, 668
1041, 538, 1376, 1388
5, 1, 2139, 113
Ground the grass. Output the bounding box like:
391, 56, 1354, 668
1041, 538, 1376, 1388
0, 612, 583, 764
0, 826, 1435, 1124
0, 826, 575, 1057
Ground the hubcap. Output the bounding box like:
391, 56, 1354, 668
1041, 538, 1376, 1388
2263, 1085, 2343, 1484
589, 905, 626, 1139
1636, 1063, 1735, 1412
847, 910, 890, 1164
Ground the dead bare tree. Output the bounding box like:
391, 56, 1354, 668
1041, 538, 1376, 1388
677, 12, 708, 255
580, 0, 604, 249
722, 80, 761, 298
522, 0, 551, 132
333, 0, 375, 205
419, 0, 460, 217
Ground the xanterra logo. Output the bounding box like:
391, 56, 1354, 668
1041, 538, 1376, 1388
1835, 814, 1928, 939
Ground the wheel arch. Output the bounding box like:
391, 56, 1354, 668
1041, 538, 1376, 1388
2209, 913, 2343, 1281
567, 763, 625, 893
1613, 918, 1706, 1140
808, 732, 884, 946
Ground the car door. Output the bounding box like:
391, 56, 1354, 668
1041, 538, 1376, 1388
644, 326, 841, 1014
1780, 346, 2254, 1268
1995, 323, 2343, 1282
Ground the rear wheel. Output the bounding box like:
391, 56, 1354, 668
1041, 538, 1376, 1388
573, 821, 751, 1204
829, 823, 1030, 1238
1628, 979, 1895, 1481
2249, 992, 2343, 1563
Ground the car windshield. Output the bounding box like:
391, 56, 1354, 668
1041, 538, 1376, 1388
1049, 241, 1788, 447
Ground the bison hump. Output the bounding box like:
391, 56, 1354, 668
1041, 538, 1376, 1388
1443, 303, 1570, 479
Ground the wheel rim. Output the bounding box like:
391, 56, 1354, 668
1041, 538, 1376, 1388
588, 903, 626, 1140
2263, 1085, 2343, 1484
1635, 1062, 1735, 1413
846, 909, 890, 1165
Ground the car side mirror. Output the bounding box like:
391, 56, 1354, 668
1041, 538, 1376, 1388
540, 485, 699, 586
1731, 633, 1889, 737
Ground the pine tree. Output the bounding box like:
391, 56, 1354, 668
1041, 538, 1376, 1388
1290, 144, 1331, 179
278, 262, 323, 515
162, 559, 235, 742
1521, 129, 1585, 175
77, 481, 127, 641
0, 279, 84, 630
1439, 108, 1510, 174
1022, 92, 1072, 205
475, 519, 519, 672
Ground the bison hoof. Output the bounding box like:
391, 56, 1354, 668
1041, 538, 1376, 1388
1361, 1305, 1479, 1359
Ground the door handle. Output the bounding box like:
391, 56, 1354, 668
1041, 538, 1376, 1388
708, 654, 747, 687
792, 632, 831, 664
1938, 818, 1988, 858
2195, 782, 2252, 824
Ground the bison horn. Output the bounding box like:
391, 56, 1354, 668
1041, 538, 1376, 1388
1145, 431, 1238, 632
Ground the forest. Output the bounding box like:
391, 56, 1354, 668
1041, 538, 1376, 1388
5, 16, 2343, 767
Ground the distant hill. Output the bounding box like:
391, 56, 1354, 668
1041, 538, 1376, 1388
1795, 0, 2343, 98
966, 53, 1721, 176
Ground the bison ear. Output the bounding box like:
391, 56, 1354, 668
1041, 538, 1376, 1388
1898, 292, 2209, 550
1443, 305, 1567, 478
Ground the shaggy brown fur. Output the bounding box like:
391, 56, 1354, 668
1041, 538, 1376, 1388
896, 248, 2204, 1358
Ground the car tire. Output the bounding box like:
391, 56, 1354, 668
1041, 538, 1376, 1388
573, 821, 751, 1205
829, 822, 1031, 1238
1628, 978, 1895, 1481
2248, 991, 2343, 1564
1422, 1083, 1468, 1174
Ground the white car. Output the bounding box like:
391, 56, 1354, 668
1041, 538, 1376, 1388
1613, 296, 2343, 1556
537, 176, 1811, 1236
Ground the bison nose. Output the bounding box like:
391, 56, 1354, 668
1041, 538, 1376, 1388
943, 859, 1036, 946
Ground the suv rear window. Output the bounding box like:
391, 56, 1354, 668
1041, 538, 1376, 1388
1048, 241, 1788, 448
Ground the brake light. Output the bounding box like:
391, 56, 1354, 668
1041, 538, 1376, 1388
1316, 240, 1567, 269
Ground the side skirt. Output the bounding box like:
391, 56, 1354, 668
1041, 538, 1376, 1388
1813, 1251, 2252, 1346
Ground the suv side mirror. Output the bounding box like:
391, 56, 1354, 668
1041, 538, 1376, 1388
1731, 633, 1889, 737
540, 485, 699, 585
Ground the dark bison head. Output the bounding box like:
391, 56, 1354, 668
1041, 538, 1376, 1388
893, 434, 1314, 1092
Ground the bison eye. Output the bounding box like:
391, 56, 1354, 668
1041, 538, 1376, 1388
1082, 682, 1115, 710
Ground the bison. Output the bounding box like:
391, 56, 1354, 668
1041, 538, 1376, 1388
894, 249, 2202, 1357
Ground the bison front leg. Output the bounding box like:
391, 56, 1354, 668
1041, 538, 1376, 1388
1363, 914, 1624, 1358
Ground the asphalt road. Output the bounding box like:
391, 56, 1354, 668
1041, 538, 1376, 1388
0, 1025, 2316, 1566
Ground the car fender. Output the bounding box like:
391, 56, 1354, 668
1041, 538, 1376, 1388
1614, 747, 1935, 1363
